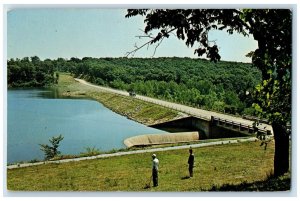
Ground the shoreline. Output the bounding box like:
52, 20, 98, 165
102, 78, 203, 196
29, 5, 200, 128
7, 74, 264, 166
7, 73, 184, 165
54, 73, 183, 126
7, 137, 257, 169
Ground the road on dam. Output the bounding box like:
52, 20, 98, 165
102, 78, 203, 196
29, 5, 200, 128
74, 78, 272, 133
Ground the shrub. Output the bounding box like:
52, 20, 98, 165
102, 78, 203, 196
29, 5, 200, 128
39, 134, 64, 160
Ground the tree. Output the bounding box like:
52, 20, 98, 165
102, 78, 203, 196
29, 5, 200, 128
39, 135, 64, 160
126, 9, 292, 176
30, 56, 41, 64
245, 10, 292, 176
55, 72, 59, 84
7, 56, 57, 87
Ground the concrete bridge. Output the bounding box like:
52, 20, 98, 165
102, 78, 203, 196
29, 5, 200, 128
150, 116, 271, 140
75, 78, 273, 139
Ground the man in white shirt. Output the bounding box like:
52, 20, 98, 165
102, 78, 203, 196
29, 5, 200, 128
152, 154, 159, 187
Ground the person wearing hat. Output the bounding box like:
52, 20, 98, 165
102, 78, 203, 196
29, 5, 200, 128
152, 154, 159, 187
188, 147, 195, 177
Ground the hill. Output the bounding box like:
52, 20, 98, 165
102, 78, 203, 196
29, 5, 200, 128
7, 56, 260, 116
67, 57, 261, 116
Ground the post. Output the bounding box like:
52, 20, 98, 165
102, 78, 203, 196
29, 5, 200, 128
209, 116, 214, 138
211, 116, 215, 125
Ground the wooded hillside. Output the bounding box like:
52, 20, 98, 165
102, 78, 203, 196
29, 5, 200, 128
8, 56, 261, 116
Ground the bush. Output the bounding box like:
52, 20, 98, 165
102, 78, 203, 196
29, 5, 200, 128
80, 146, 102, 157
39, 134, 64, 160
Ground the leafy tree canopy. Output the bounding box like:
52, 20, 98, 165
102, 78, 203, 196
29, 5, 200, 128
126, 9, 292, 126
126, 9, 292, 177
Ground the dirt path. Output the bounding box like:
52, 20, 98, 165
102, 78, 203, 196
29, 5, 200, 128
7, 137, 257, 169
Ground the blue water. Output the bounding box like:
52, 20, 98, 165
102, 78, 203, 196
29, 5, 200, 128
7, 89, 166, 163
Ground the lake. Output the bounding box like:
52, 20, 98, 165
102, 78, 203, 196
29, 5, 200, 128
7, 89, 166, 164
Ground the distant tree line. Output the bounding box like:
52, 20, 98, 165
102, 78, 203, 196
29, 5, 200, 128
7, 56, 261, 116
7, 56, 58, 88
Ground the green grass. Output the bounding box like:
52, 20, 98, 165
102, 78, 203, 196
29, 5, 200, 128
7, 137, 254, 165
7, 141, 290, 191
8, 73, 289, 192
54, 73, 180, 125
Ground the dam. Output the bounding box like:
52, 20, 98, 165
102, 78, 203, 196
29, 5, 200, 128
75, 78, 273, 147
124, 116, 271, 148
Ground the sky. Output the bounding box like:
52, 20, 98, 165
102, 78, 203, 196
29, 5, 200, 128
2, 2, 300, 199
7, 8, 258, 62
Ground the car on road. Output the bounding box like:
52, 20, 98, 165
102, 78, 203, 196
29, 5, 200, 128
129, 91, 136, 97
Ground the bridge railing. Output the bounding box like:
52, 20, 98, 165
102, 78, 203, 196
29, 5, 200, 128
212, 116, 271, 135
136, 95, 210, 120
135, 95, 272, 136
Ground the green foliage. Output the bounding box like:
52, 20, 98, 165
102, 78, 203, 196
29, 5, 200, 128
64, 57, 260, 116
29, 159, 41, 163
244, 10, 292, 126
80, 146, 102, 157
39, 135, 64, 160
7, 56, 56, 87
242, 9, 292, 176
126, 9, 247, 62
8, 56, 261, 116
125, 9, 291, 124
55, 72, 60, 84
125, 9, 292, 176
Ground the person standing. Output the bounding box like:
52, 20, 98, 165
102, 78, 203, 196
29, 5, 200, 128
152, 154, 159, 187
188, 147, 195, 178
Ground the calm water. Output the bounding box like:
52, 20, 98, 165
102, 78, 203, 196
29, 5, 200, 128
7, 89, 166, 163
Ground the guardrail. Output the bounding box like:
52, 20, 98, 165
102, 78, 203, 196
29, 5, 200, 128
212, 116, 271, 135
136, 95, 210, 121
135, 95, 272, 136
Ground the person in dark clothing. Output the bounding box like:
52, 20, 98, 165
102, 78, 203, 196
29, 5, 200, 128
188, 147, 195, 177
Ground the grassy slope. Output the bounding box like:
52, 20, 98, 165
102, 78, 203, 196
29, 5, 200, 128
55, 73, 181, 125
7, 141, 289, 191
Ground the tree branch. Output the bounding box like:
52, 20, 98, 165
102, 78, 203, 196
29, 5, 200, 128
125, 40, 153, 57
152, 36, 165, 57
125, 28, 176, 57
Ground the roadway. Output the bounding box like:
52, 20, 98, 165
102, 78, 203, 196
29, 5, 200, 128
74, 78, 273, 133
